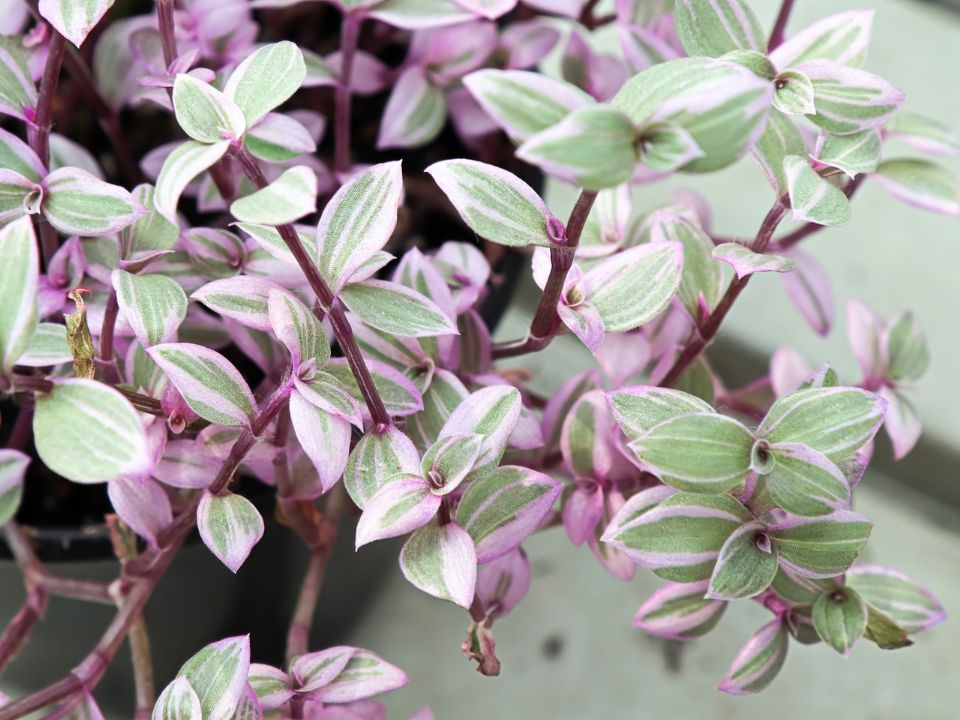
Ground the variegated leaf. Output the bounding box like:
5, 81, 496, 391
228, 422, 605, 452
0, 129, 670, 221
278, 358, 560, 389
583, 242, 683, 332
426, 159, 558, 248
455, 465, 563, 563
707, 522, 779, 600
345, 426, 421, 510
0, 216, 38, 371
637, 121, 704, 173
753, 109, 807, 194
267, 288, 328, 369
356, 475, 439, 547
155, 140, 231, 224
192, 277, 283, 333
799, 60, 904, 135
462, 69, 594, 142
197, 491, 265, 573
377, 66, 446, 149
606, 386, 714, 440
649, 211, 721, 316
765, 442, 850, 517
769, 511, 873, 579
399, 522, 477, 608
152, 676, 202, 720
173, 74, 246, 143
305, 649, 408, 703
230, 165, 317, 225
33, 379, 150, 484
817, 130, 881, 178
757, 386, 885, 464
629, 413, 753, 492
246, 112, 317, 162
420, 433, 482, 496
369, 0, 474, 30
175, 636, 250, 720
224, 41, 306, 128
112, 270, 188, 347
438, 385, 521, 478
873, 159, 960, 217
289, 646, 354, 694
602, 491, 751, 582
517, 105, 637, 190
812, 586, 867, 655
769, 10, 874, 70
323, 358, 424, 419
773, 70, 816, 116
886, 111, 960, 156
289, 391, 351, 493
0, 38, 36, 122
634, 580, 727, 640
784, 155, 850, 226
340, 280, 458, 338
148, 343, 257, 427
718, 618, 788, 695
42, 167, 146, 237
316, 162, 403, 292
0, 450, 29, 526
847, 565, 946, 634
247, 665, 293, 710
674, 0, 764, 57
712, 243, 796, 280
38, 0, 116, 48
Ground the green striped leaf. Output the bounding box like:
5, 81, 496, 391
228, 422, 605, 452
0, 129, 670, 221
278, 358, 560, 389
886, 111, 960, 156
224, 41, 306, 128
718, 618, 788, 695
438, 385, 521, 478
399, 522, 477, 608
289, 647, 353, 694
120, 184, 180, 257
765, 442, 850, 517
42, 167, 146, 237
344, 426, 421, 510
245, 112, 316, 162
15, 322, 71, 367
885, 311, 930, 383
198, 491, 265, 573
173, 74, 246, 144
0, 450, 29, 526
675, 0, 765, 57
38, 0, 116, 47
377, 66, 446, 150
305, 648, 408, 703
561, 390, 617, 480
267, 288, 328, 368
757, 386, 885, 464
784, 155, 850, 226
322, 358, 423, 419
0, 37, 37, 121
773, 70, 816, 116
0, 216, 38, 371
192, 276, 282, 332
769, 10, 873, 69
800, 60, 904, 135
813, 586, 867, 655
230, 165, 317, 225
629, 413, 753, 492
340, 280, 458, 338
316, 162, 403, 292
463, 69, 594, 143
175, 636, 250, 720
633, 580, 727, 640
426, 159, 557, 249
649, 211, 722, 316
847, 565, 946, 634
289, 391, 352, 493
613, 57, 772, 173
516, 105, 637, 190
602, 491, 751, 582
873, 158, 960, 217
637, 121, 705, 173
356, 475, 439, 547
33, 379, 150, 484
368, 0, 474, 30
606, 386, 714, 440
769, 511, 872, 579
247, 664, 293, 710
584, 242, 683, 332
421, 433, 482, 496
152, 676, 202, 720
155, 140, 230, 224
712, 243, 796, 279
406, 368, 468, 449
455, 465, 562, 563
707, 522, 779, 600
112, 270, 188, 347
817, 130, 881, 178
753, 109, 806, 194
148, 343, 257, 427
0, 168, 35, 226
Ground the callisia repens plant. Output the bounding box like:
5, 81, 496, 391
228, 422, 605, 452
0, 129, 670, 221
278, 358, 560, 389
0, 0, 953, 717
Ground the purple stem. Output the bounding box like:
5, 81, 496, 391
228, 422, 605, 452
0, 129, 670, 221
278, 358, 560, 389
334, 12, 361, 176
659, 200, 788, 388
228, 144, 391, 427
767, 0, 796, 51
157, 0, 178, 68
492, 190, 598, 359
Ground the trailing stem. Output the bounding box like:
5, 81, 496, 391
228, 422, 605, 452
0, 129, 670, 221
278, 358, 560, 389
492, 190, 598, 359
334, 12, 361, 176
